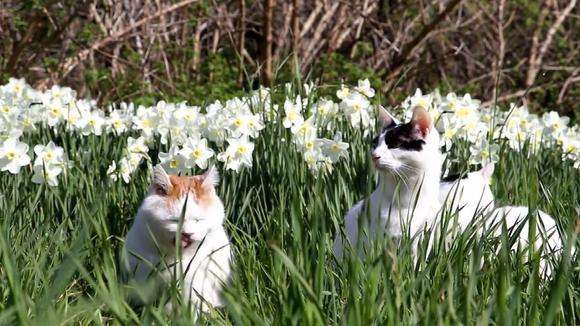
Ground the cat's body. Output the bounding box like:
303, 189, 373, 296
438, 163, 496, 231
333, 106, 443, 260
437, 163, 566, 275
125, 165, 231, 311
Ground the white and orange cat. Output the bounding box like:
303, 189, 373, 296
124, 165, 231, 311
333, 106, 443, 259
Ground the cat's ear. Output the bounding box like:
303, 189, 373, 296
410, 106, 433, 138
480, 162, 495, 184
152, 164, 171, 194
378, 106, 398, 128
201, 165, 220, 188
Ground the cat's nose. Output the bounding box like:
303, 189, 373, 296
371, 154, 380, 161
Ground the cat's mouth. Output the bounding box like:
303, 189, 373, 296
176, 232, 193, 248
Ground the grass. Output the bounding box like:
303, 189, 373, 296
0, 88, 578, 325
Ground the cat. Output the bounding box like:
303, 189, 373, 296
124, 165, 232, 311
438, 162, 496, 231
333, 106, 443, 260
438, 163, 567, 276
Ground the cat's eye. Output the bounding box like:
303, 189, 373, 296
155, 186, 167, 196
386, 138, 401, 149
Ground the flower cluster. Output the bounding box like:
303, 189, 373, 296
0, 77, 577, 187
282, 93, 349, 172
400, 89, 579, 168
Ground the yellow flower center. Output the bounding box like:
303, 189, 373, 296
169, 160, 178, 168
44, 151, 54, 161
88, 119, 96, 126
417, 99, 429, 109
50, 106, 61, 117
6, 151, 16, 160
142, 120, 151, 128
237, 146, 248, 154
305, 142, 314, 150
193, 149, 202, 158
456, 107, 472, 118
234, 118, 243, 127
1, 106, 10, 114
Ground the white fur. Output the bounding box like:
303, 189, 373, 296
485, 206, 564, 276
124, 165, 232, 311
438, 163, 496, 230
333, 107, 443, 260
438, 163, 567, 276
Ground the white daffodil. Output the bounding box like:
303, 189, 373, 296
31, 163, 63, 186
217, 137, 254, 171
158, 145, 187, 174
5, 78, 28, 97
313, 99, 338, 122
134, 106, 159, 138
77, 110, 106, 136
290, 116, 317, 146
127, 136, 149, 156
303, 146, 330, 173
107, 110, 130, 134
47, 85, 75, 104
33, 141, 64, 167
107, 161, 118, 181
202, 102, 230, 145
304, 82, 315, 97
173, 105, 201, 134
404, 89, 433, 111
117, 157, 134, 183
341, 92, 371, 128
336, 85, 350, 100
542, 111, 569, 137
180, 137, 214, 169
355, 79, 375, 98
45, 100, 65, 127
469, 139, 499, 165
0, 100, 20, 122
229, 113, 264, 138
320, 137, 349, 163
282, 97, 304, 128
0, 138, 31, 174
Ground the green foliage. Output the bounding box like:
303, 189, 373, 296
0, 86, 578, 324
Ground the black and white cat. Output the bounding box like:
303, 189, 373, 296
333, 106, 567, 272
333, 106, 443, 259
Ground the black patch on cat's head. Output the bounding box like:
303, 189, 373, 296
383, 122, 425, 151
441, 173, 467, 183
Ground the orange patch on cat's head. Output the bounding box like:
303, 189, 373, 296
164, 174, 216, 207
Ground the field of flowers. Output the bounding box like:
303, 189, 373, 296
0, 78, 578, 324
1, 78, 578, 184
